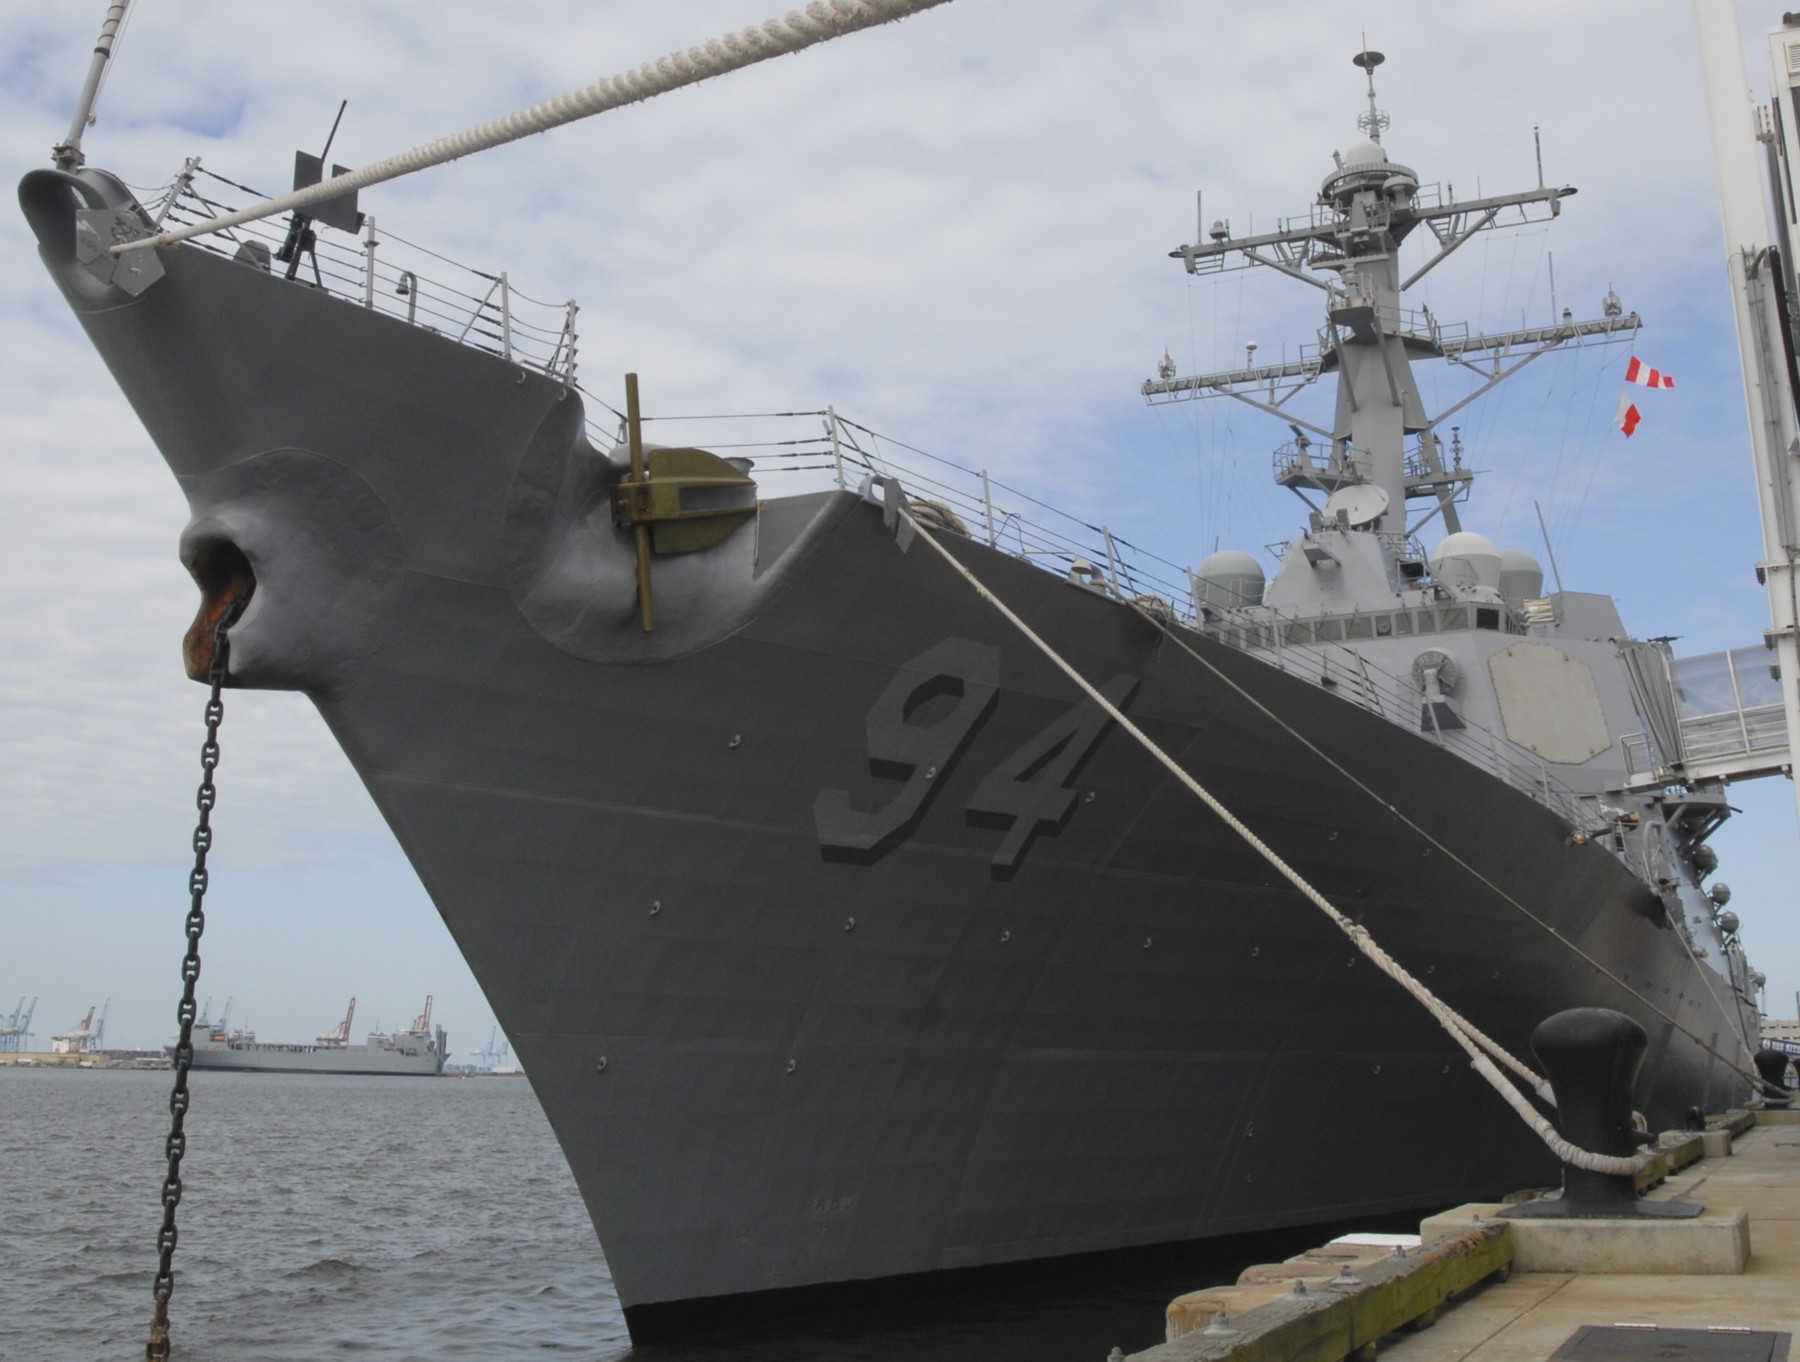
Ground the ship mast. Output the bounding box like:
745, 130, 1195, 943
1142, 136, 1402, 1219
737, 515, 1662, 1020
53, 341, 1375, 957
1145, 52, 1639, 547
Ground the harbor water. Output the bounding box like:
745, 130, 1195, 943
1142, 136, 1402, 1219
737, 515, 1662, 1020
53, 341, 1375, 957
2, 1067, 1372, 1361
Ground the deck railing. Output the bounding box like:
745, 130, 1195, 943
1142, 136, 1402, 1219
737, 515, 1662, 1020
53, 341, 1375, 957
1199, 601, 1592, 827
607, 406, 1203, 612
142, 160, 580, 381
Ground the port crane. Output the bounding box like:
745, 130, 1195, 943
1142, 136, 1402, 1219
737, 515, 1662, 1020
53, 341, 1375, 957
202, 996, 238, 1040
474, 1027, 512, 1071
0, 996, 36, 1053
316, 998, 357, 1046
50, 1000, 108, 1055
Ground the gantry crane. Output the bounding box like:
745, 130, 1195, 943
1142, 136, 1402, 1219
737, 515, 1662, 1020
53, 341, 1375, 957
0, 996, 36, 1053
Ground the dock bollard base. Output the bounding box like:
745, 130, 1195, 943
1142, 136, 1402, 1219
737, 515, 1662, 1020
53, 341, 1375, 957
1499, 1192, 1703, 1220
1422, 1202, 1750, 1274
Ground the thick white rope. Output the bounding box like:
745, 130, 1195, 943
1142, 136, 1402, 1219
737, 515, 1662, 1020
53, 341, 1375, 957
112, 0, 953, 256
897, 503, 1645, 1176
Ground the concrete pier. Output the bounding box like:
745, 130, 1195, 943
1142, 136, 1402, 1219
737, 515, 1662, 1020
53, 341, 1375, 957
1123, 1111, 1799, 1362
1384, 1113, 1798, 1360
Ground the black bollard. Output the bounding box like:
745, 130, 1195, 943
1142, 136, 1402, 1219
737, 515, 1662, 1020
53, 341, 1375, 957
1501, 1007, 1702, 1220
1752, 1049, 1793, 1107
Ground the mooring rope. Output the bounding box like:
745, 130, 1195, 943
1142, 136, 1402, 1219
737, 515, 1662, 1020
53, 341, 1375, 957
112, 0, 953, 257
896, 502, 1649, 1176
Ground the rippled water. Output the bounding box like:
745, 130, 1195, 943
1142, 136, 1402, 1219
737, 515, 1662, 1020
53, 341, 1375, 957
4, 1068, 621, 1360
3, 1068, 1356, 1361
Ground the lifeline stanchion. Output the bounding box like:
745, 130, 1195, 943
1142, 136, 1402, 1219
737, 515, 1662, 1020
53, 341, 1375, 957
145, 604, 239, 1362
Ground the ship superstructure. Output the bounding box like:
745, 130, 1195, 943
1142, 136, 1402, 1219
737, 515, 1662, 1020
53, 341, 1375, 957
1139, 54, 1773, 1003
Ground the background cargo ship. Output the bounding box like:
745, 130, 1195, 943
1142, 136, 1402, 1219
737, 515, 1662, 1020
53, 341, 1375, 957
174, 997, 447, 1076
14, 0, 1796, 1344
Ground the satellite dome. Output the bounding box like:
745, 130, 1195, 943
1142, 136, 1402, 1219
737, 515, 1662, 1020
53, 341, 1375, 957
1194, 551, 1265, 610
1429, 532, 1502, 592
1343, 137, 1386, 167
1497, 549, 1544, 604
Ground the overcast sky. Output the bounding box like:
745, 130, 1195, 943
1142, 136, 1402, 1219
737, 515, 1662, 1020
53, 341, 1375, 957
2, 0, 1796, 1059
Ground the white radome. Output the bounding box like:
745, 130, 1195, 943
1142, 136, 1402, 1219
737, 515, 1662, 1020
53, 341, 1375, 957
1430, 531, 1503, 592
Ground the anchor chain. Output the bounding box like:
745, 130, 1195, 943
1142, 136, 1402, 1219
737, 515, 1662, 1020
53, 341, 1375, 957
145, 604, 240, 1362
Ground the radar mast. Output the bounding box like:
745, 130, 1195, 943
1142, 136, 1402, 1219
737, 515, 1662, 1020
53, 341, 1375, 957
1145, 53, 1640, 550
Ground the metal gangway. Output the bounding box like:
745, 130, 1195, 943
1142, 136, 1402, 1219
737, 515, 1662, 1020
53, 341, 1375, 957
1623, 644, 1791, 787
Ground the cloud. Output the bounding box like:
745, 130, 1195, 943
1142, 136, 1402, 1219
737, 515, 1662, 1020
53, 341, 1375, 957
2, 0, 1795, 1046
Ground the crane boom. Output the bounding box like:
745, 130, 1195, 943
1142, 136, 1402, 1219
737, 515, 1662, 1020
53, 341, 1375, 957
317, 997, 356, 1046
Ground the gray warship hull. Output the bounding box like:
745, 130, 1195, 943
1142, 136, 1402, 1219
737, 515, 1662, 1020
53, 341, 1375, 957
23, 167, 1756, 1334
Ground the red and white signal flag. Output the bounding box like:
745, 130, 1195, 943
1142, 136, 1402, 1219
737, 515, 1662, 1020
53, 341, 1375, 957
1624, 356, 1675, 389
1614, 390, 1642, 437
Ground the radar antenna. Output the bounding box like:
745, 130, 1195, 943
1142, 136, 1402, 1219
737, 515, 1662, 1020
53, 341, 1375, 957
1144, 46, 1639, 537
1353, 47, 1389, 141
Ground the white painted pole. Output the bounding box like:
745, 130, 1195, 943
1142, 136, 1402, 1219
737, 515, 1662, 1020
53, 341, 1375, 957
1690, 1, 1800, 829
54, 1, 132, 169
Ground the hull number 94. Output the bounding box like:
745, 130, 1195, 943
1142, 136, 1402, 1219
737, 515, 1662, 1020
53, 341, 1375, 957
814, 637, 1138, 875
